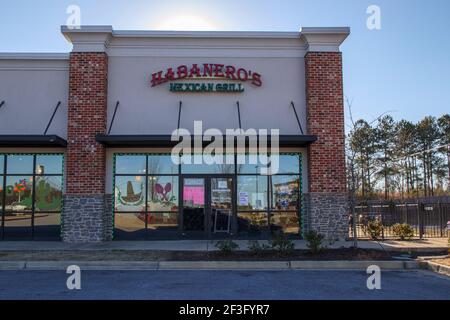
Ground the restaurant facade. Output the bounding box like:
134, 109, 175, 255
0, 26, 349, 242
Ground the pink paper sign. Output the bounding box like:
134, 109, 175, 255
183, 186, 205, 206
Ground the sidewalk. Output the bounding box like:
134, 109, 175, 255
0, 238, 447, 252
0, 239, 447, 272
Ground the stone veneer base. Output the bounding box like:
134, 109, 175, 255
303, 192, 349, 241
62, 194, 113, 242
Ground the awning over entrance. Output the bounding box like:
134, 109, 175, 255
95, 134, 317, 148
0, 135, 67, 147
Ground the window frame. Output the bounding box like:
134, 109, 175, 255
113, 152, 302, 239
0, 153, 64, 240
236, 152, 302, 237
113, 153, 181, 239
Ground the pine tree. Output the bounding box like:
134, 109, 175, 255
375, 115, 397, 199
438, 114, 450, 191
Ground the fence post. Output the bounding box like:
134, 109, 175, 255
417, 201, 422, 239
416, 201, 419, 239
381, 203, 385, 240
405, 201, 409, 226
438, 201, 443, 238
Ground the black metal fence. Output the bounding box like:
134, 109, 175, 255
350, 202, 450, 239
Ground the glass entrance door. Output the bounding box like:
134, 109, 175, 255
182, 178, 206, 237
210, 177, 234, 238
181, 176, 235, 238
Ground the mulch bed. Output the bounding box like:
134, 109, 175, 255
0, 248, 400, 261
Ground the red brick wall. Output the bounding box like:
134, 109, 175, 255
66, 53, 108, 194
305, 52, 347, 193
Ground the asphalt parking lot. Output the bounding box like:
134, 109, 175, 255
0, 269, 449, 300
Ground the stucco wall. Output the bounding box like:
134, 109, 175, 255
106, 36, 307, 135
0, 57, 69, 138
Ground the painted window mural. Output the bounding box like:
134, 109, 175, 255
113, 153, 302, 240
0, 154, 63, 240
114, 154, 179, 240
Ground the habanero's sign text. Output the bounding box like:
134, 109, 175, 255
150, 63, 262, 93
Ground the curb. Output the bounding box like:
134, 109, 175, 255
0, 261, 26, 270
422, 261, 450, 277
25, 261, 159, 271
381, 247, 448, 253
158, 261, 290, 270
0, 260, 420, 271
289, 260, 419, 270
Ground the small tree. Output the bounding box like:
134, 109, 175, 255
304, 230, 324, 254
269, 232, 294, 255
392, 223, 415, 241
367, 220, 383, 240
215, 240, 239, 254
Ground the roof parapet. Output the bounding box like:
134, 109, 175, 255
60, 25, 350, 53
300, 27, 350, 52
61, 25, 113, 52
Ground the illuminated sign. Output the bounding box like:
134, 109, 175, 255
150, 63, 262, 93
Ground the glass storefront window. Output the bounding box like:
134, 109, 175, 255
181, 154, 235, 174
271, 175, 300, 210
148, 155, 179, 174
270, 211, 300, 235
147, 212, 178, 229
113, 152, 302, 239
33, 213, 61, 240
114, 213, 147, 240
237, 153, 268, 174
277, 154, 301, 174
4, 176, 33, 211
237, 211, 269, 235
148, 176, 178, 212
0, 154, 63, 240
182, 162, 234, 174
237, 176, 268, 211
115, 155, 146, 174
114, 176, 145, 212
0, 176, 3, 208
0, 155, 4, 174
35, 176, 62, 212
237, 153, 301, 175
3, 212, 32, 240
7, 155, 33, 174
35, 155, 63, 175
114, 154, 180, 239
236, 153, 302, 236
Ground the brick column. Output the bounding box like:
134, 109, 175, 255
62, 52, 111, 242
304, 52, 348, 240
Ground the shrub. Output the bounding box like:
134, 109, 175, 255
215, 240, 239, 253
304, 230, 324, 254
447, 221, 450, 254
367, 220, 383, 240
269, 232, 295, 255
248, 240, 271, 254
392, 223, 415, 241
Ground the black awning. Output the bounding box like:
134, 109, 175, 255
0, 135, 67, 148
96, 134, 317, 148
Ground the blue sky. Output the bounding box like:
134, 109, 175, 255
1, 0, 449, 127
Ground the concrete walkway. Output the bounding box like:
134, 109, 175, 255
0, 238, 447, 252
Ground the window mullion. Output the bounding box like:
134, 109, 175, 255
31, 155, 36, 240
1, 155, 7, 240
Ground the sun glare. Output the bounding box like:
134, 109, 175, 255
155, 14, 219, 31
